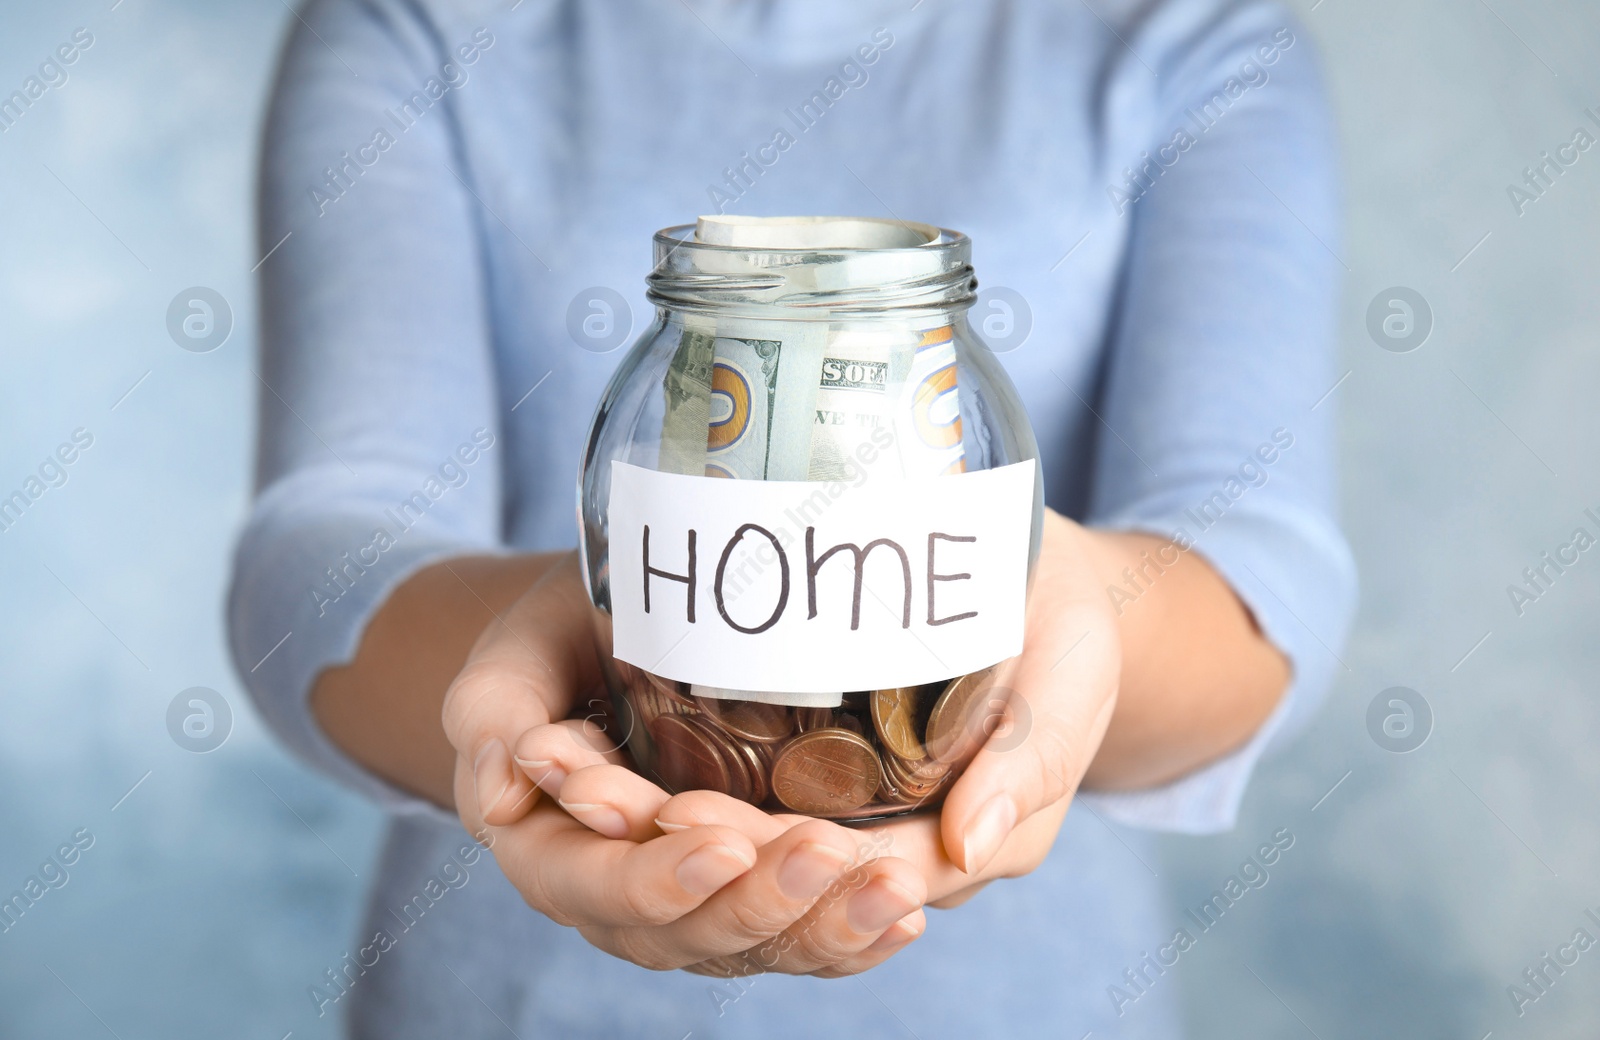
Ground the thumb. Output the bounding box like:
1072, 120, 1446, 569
442, 553, 601, 825
938, 624, 1119, 875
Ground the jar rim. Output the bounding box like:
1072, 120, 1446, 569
646, 223, 978, 319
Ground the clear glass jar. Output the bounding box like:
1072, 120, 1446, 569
578, 221, 1042, 822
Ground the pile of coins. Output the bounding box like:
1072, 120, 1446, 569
610, 664, 997, 821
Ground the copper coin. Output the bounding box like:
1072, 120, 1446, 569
870, 687, 927, 762
882, 756, 922, 796
632, 678, 678, 731
796, 707, 835, 732
770, 728, 881, 814
876, 754, 908, 805
692, 695, 795, 744
726, 736, 770, 805
883, 772, 949, 807
629, 683, 661, 723
833, 711, 865, 736
752, 739, 779, 785
709, 721, 761, 802
903, 748, 953, 782
687, 715, 754, 802
650, 713, 733, 795
884, 752, 952, 802
924, 667, 998, 764
619, 687, 660, 770
897, 761, 952, 798
646, 671, 696, 711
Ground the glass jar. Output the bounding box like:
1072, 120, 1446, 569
578, 219, 1042, 822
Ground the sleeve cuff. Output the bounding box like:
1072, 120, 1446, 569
228, 482, 503, 823
1079, 502, 1357, 834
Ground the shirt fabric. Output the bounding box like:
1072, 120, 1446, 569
228, 0, 1356, 1035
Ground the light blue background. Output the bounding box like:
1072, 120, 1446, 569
0, 0, 1596, 1036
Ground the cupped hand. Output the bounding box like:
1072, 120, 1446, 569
506, 508, 1124, 945
441, 553, 928, 977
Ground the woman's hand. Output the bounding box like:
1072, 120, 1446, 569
437, 502, 1285, 976
509, 510, 1121, 914
511, 504, 1290, 960
441, 554, 930, 977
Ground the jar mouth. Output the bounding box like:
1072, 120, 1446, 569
646, 223, 977, 320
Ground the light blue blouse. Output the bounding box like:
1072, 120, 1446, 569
229, 0, 1355, 1035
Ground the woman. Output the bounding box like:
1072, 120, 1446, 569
231, 0, 1354, 1035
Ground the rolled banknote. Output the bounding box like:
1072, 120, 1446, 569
702, 317, 822, 482
895, 325, 967, 476
695, 214, 936, 250
806, 326, 913, 484
661, 219, 967, 483
809, 325, 969, 482
657, 317, 715, 475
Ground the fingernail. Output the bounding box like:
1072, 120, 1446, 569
676, 844, 755, 896
847, 878, 921, 934
961, 795, 1016, 874
473, 739, 511, 817
516, 756, 568, 796
655, 818, 691, 833
864, 916, 924, 953
778, 842, 852, 901
559, 800, 629, 839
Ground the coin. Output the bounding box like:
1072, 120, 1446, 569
629, 681, 661, 723
771, 728, 881, 814
836, 712, 866, 736
646, 671, 696, 712
650, 713, 733, 795
870, 686, 927, 762
689, 714, 755, 803
884, 752, 953, 804
924, 667, 997, 764
750, 738, 779, 785
876, 753, 907, 804
692, 695, 795, 743
727, 735, 771, 805
615, 673, 662, 768
796, 707, 835, 732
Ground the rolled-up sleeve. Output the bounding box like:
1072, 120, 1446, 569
1077, 4, 1357, 833
227, 0, 501, 813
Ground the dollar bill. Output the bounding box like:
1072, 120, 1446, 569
808, 325, 968, 482
657, 319, 715, 475
892, 325, 968, 476
807, 327, 914, 484
662, 321, 965, 481
702, 319, 822, 481
679, 217, 953, 483
695, 214, 936, 250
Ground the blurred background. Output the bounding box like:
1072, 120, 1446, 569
0, 0, 1596, 1036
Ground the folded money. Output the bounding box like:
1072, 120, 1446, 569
694, 214, 937, 249
662, 217, 966, 487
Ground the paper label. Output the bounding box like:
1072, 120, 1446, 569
607, 459, 1034, 698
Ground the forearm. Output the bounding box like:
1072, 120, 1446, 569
309, 517, 1281, 807
310, 552, 564, 809
1076, 523, 1290, 790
